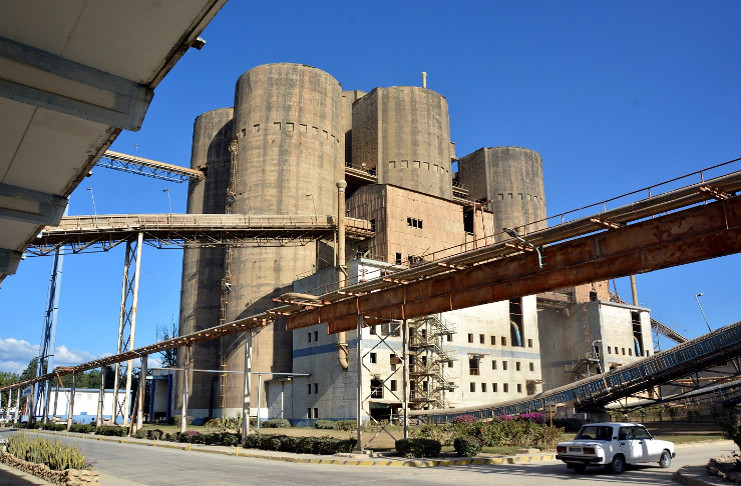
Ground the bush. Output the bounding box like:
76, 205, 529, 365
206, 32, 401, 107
96, 425, 127, 437
451, 414, 478, 424
259, 434, 284, 450
335, 420, 356, 431
453, 436, 481, 457
134, 429, 148, 439
41, 423, 66, 431
219, 432, 241, 447
243, 433, 262, 449
260, 419, 291, 428
315, 420, 336, 429
69, 424, 94, 434
395, 438, 442, 458
146, 429, 164, 440
7, 433, 88, 470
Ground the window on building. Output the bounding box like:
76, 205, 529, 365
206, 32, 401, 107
390, 380, 397, 392
370, 378, 383, 398
479, 334, 485, 344
286, 122, 294, 131
481, 383, 487, 392
395, 252, 403, 265
448, 360, 453, 368
314, 408, 318, 418
390, 354, 398, 371
273, 122, 281, 130
516, 362, 521, 371
390, 322, 401, 337
492, 383, 498, 392
503, 383, 509, 393
468, 333, 474, 343
314, 331, 318, 342
253, 124, 260, 133
469, 358, 480, 375
492, 360, 497, 370
307, 332, 312, 342
490, 336, 496, 345
370, 352, 377, 363
502, 336, 507, 346
529, 362, 534, 372
470, 382, 476, 392
406, 217, 423, 229
509, 298, 524, 346
502, 361, 508, 371
607, 346, 612, 354
628, 348, 632, 356
314, 383, 318, 394
517, 384, 522, 393
447, 334, 452, 342
307, 384, 312, 395
369, 325, 376, 335
307, 408, 312, 419
527, 339, 533, 348
632, 311, 645, 357
622, 348, 626, 355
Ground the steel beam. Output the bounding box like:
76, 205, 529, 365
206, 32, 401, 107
0, 37, 152, 130
288, 195, 741, 331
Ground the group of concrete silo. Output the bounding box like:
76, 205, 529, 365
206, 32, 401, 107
179, 63, 545, 417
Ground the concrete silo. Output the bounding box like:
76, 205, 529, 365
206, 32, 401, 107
352, 86, 453, 199
179, 108, 233, 416
458, 146, 546, 241
221, 63, 343, 414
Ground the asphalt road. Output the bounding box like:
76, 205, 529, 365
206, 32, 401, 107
1, 431, 736, 486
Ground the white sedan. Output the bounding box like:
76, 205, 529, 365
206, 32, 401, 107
556, 422, 675, 474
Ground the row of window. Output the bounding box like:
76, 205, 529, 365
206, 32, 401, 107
388, 160, 450, 174
468, 359, 535, 374
307, 408, 319, 419
469, 382, 527, 393
307, 383, 319, 394
605, 345, 647, 357
307, 330, 319, 342
496, 193, 541, 202
239, 122, 340, 143
467, 333, 533, 348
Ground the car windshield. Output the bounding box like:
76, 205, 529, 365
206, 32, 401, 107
575, 425, 613, 441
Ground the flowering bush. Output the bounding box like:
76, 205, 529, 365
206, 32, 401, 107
451, 414, 478, 423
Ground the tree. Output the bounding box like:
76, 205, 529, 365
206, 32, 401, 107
0, 371, 20, 408
19, 357, 41, 382
157, 319, 179, 368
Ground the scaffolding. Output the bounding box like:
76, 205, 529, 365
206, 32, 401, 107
408, 315, 457, 409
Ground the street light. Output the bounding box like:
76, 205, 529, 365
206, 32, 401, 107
503, 227, 545, 268
695, 293, 712, 333
163, 189, 172, 220
86, 187, 97, 226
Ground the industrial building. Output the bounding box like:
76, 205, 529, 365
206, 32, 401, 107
178, 63, 652, 422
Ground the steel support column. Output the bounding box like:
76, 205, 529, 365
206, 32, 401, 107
402, 319, 409, 439
66, 373, 75, 430
356, 314, 363, 452
241, 332, 252, 440
136, 355, 147, 430
180, 345, 191, 434
97, 366, 105, 425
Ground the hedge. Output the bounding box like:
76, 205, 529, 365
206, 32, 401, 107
395, 438, 442, 458
243, 434, 356, 455
453, 436, 481, 457
260, 418, 291, 428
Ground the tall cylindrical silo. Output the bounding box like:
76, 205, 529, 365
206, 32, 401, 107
352, 86, 452, 199
458, 146, 546, 241
178, 107, 233, 417
222, 63, 343, 413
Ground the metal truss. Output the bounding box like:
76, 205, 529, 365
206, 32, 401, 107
96, 151, 204, 183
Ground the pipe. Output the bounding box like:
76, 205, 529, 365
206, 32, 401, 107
421, 72, 427, 89
336, 181, 349, 370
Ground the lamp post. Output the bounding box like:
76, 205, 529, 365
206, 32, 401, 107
695, 293, 712, 333
163, 189, 172, 222
86, 187, 97, 226
503, 227, 545, 268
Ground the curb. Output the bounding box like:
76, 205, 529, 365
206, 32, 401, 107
20, 429, 556, 467
674, 465, 728, 486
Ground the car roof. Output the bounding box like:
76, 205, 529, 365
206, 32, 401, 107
580, 423, 646, 427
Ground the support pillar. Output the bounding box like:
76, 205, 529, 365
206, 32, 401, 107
241, 332, 252, 441
14, 387, 20, 422
180, 345, 191, 434
356, 314, 363, 452
27, 384, 35, 424
96, 366, 105, 425
42, 378, 52, 424
6, 388, 12, 422
402, 318, 409, 439
53, 380, 59, 420
137, 355, 147, 430
123, 232, 144, 426
66, 373, 76, 430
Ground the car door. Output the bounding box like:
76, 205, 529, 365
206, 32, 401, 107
633, 425, 662, 461
618, 426, 647, 463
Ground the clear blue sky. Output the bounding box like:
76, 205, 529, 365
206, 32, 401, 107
1, 1, 739, 374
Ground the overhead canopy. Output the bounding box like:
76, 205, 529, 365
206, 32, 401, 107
0, 0, 227, 283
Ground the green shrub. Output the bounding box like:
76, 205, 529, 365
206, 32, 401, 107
335, 420, 356, 431
243, 433, 262, 449
219, 432, 241, 447
260, 434, 285, 450
41, 423, 66, 431
7, 433, 88, 470
69, 424, 94, 434
453, 436, 481, 457
260, 419, 291, 428
96, 425, 127, 437
395, 438, 442, 458
315, 420, 336, 429
134, 429, 148, 439
146, 429, 164, 440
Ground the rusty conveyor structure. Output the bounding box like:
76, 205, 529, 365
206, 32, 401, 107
4, 166, 741, 416
28, 213, 374, 255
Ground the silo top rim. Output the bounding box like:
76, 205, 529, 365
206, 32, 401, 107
237, 62, 341, 88
485, 146, 541, 155
366, 85, 447, 100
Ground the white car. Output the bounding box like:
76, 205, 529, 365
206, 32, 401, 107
556, 422, 675, 474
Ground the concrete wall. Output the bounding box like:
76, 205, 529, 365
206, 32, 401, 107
458, 146, 546, 240
179, 107, 233, 416
352, 87, 453, 199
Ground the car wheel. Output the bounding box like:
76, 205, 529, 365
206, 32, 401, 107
573, 464, 587, 473
659, 450, 672, 468
609, 454, 625, 474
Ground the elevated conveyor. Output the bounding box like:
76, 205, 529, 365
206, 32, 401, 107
412, 320, 741, 422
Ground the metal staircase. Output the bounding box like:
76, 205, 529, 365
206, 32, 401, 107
408, 315, 457, 409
